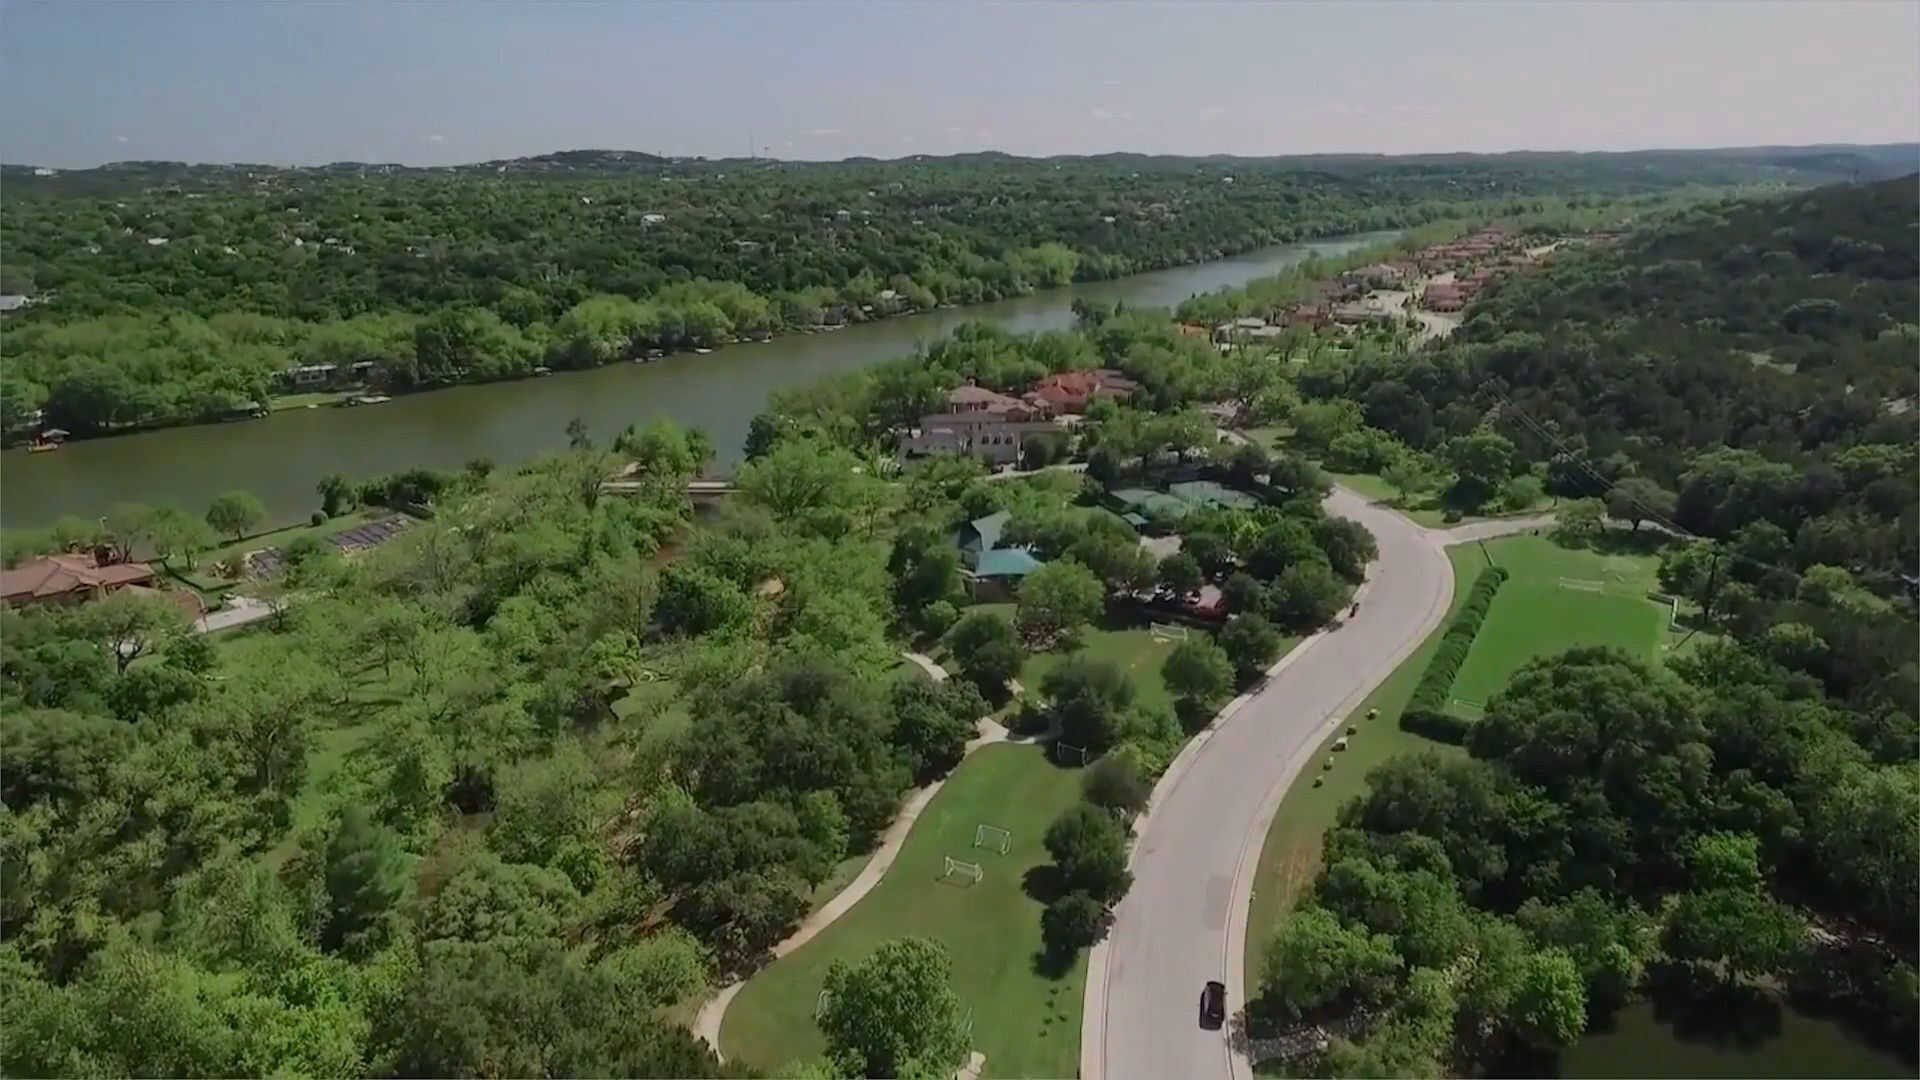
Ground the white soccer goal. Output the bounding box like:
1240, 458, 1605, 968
1450, 697, 1486, 718
941, 857, 984, 885
1150, 622, 1190, 642
1054, 741, 1090, 766
814, 989, 833, 1019
1557, 577, 1605, 592
973, 824, 1012, 855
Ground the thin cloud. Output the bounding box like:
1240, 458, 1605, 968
423, 134, 447, 143
1090, 106, 1134, 121
115, 135, 129, 144
1197, 105, 1230, 122
805, 127, 842, 136
1322, 101, 1371, 117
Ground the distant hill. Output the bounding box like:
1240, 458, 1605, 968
4, 143, 1914, 194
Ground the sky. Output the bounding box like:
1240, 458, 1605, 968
3, 0, 1917, 168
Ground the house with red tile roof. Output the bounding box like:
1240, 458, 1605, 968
0, 552, 155, 608
1023, 369, 1139, 413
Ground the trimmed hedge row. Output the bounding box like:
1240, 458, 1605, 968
1397, 566, 1509, 745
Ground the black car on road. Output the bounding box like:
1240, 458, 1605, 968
1199, 980, 1226, 1029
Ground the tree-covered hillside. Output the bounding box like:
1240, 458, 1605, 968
0, 149, 1874, 440
1250, 179, 1919, 1076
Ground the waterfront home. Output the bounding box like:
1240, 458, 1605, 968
945, 382, 1035, 416
281, 363, 340, 389
898, 410, 1062, 466
1023, 368, 1139, 413
0, 552, 156, 608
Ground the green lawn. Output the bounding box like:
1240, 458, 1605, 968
174, 510, 377, 592
1020, 614, 1182, 715
721, 744, 1088, 1078
1449, 534, 1668, 708
270, 390, 350, 411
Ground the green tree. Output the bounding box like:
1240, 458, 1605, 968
1162, 638, 1234, 722
1684, 831, 1764, 892
888, 676, 983, 779
818, 938, 970, 1080
1081, 755, 1151, 817
382, 938, 723, 1077
1040, 654, 1136, 752
319, 807, 405, 959
204, 489, 266, 542
1157, 551, 1203, 596
1382, 454, 1442, 505
598, 930, 713, 1010
1016, 558, 1104, 644
80, 588, 188, 676
1042, 891, 1110, 957
1270, 560, 1348, 630
1044, 804, 1133, 902
1259, 905, 1402, 1019
1663, 887, 1806, 982
1444, 429, 1515, 510
1218, 613, 1283, 682
944, 611, 1023, 700
146, 504, 217, 568
1554, 497, 1607, 545
1511, 947, 1589, 1048
1606, 476, 1677, 531
657, 564, 753, 637
316, 473, 355, 517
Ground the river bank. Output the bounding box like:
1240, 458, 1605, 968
0, 231, 1398, 530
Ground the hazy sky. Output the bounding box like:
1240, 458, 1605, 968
4, 1, 1917, 167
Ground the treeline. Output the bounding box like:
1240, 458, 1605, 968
0, 153, 1823, 439
1258, 641, 1918, 1075
1250, 177, 1919, 1074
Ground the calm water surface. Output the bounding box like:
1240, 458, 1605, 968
1558, 999, 1912, 1079
0, 232, 1395, 529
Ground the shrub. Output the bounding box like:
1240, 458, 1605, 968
1398, 708, 1472, 745
310, 510, 329, 527
1082, 756, 1151, 817
1042, 891, 1110, 956
1402, 567, 1508, 723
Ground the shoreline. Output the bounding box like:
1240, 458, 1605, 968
3, 224, 1398, 453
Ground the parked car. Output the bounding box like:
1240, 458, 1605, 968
1199, 980, 1226, 1029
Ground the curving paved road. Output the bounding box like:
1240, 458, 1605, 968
1085, 488, 1547, 1080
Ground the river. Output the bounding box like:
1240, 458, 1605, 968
1558, 999, 1912, 1079
0, 232, 1396, 530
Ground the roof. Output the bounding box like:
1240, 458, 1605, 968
0, 554, 154, 601
947, 384, 1023, 410
974, 547, 1043, 578
1169, 480, 1259, 509
0, 295, 27, 312
959, 510, 1012, 551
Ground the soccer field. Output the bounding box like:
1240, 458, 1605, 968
1448, 535, 1669, 709
721, 743, 1087, 1078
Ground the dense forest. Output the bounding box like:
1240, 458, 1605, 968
0, 147, 1884, 439
1253, 178, 1919, 1075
